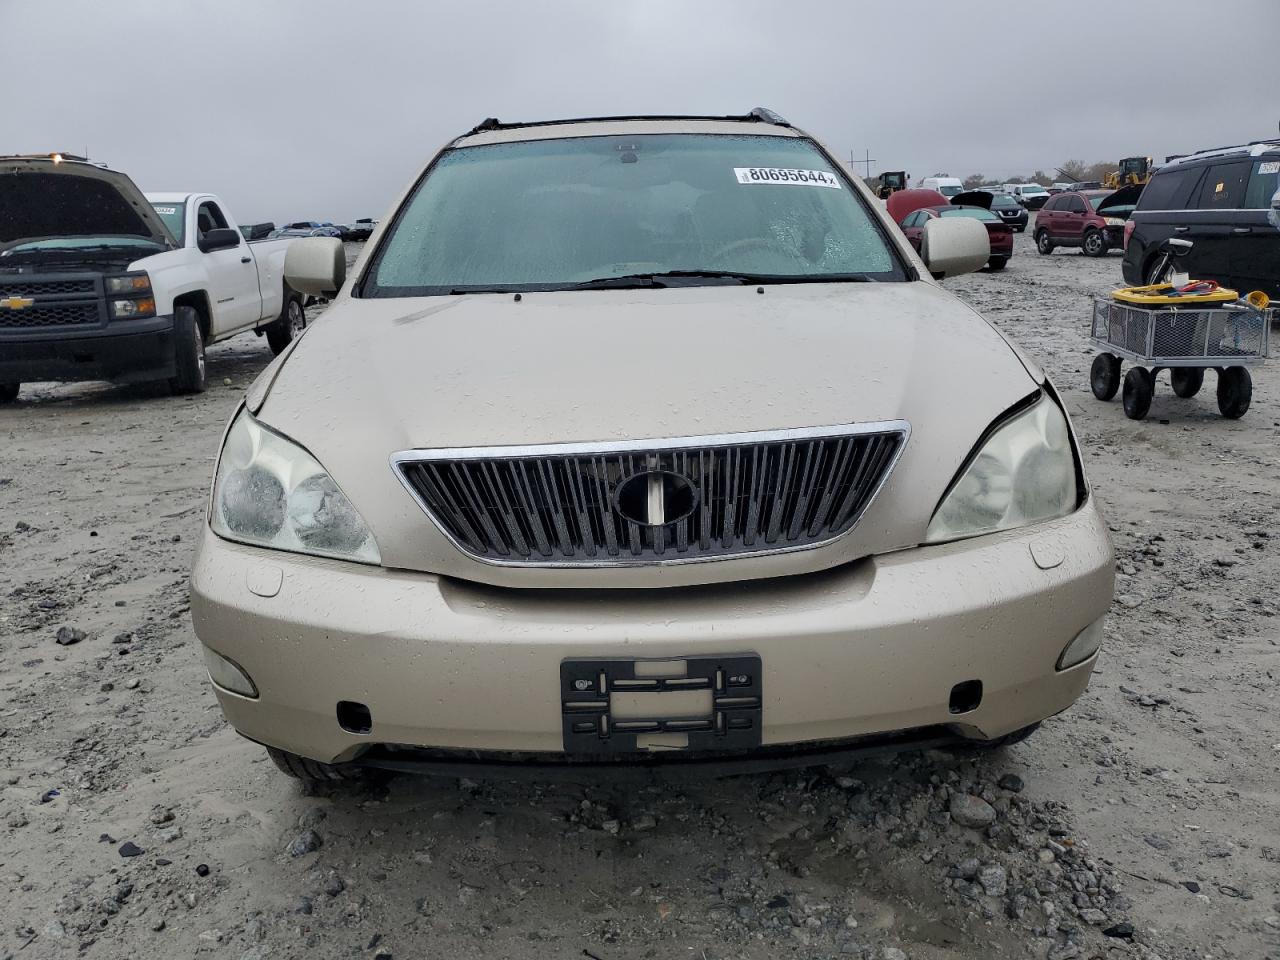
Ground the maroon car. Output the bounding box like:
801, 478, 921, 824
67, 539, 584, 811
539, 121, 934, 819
1034, 187, 1140, 257
898, 205, 1014, 271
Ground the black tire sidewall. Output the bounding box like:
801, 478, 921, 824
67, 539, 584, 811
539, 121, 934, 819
1170, 368, 1204, 399
1090, 354, 1121, 400
1122, 367, 1153, 419
1035, 230, 1053, 254
1217, 367, 1252, 418
169, 306, 207, 394
0, 383, 19, 403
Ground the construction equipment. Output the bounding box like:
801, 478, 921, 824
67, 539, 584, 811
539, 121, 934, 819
1103, 156, 1152, 190
876, 171, 909, 199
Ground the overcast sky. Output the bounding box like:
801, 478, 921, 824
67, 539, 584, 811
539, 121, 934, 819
5, 0, 1276, 224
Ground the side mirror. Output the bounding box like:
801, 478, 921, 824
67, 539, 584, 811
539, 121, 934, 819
920, 217, 990, 280
199, 227, 241, 253
284, 236, 346, 297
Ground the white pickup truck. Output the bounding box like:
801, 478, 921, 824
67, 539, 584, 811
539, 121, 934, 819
0, 155, 308, 401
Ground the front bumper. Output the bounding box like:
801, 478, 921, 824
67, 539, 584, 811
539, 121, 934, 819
0, 314, 176, 384
189, 500, 1114, 767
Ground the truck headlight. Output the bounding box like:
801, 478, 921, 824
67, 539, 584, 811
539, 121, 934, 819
105, 273, 151, 294
109, 297, 156, 319
211, 409, 381, 565
926, 396, 1078, 544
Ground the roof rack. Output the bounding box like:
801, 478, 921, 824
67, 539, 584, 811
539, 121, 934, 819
464, 108, 791, 137
1165, 137, 1280, 166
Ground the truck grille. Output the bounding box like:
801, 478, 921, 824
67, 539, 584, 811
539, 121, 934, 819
0, 278, 96, 298
394, 423, 908, 566
0, 302, 101, 329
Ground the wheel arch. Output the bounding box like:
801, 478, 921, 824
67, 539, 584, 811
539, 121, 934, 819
172, 290, 213, 343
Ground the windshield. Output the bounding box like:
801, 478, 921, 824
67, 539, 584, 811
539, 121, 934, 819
936, 185, 963, 197
941, 208, 999, 222
1022, 185, 1048, 194
990, 194, 1019, 206
365, 133, 904, 295
150, 202, 185, 245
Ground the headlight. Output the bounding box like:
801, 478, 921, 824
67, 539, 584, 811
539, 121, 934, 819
926, 396, 1077, 544
210, 409, 381, 564
109, 297, 156, 319
105, 273, 151, 294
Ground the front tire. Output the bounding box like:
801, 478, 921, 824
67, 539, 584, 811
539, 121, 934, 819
0, 383, 19, 404
1122, 367, 1154, 420
168, 306, 207, 395
1082, 229, 1107, 257
986, 257, 1008, 272
267, 746, 368, 783
1090, 353, 1121, 400
1170, 368, 1204, 398
1035, 230, 1054, 255
1216, 367, 1252, 418
266, 296, 306, 356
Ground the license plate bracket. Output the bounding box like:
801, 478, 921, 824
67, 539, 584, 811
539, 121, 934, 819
560, 654, 762, 754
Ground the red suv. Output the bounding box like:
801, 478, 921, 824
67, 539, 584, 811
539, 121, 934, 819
1034, 189, 1137, 257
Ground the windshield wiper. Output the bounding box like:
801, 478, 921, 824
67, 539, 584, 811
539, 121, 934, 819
568, 270, 877, 290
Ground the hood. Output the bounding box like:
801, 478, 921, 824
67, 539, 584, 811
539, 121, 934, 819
252, 283, 1041, 588
0, 157, 176, 251
1095, 184, 1143, 217
886, 189, 948, 223
950, 190, 993, 209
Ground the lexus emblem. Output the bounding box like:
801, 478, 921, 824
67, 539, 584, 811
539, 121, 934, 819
0, 296, 35, 310
613, 470, 698, 527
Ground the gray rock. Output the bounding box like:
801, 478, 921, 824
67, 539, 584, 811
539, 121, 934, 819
630, 814, 657, 832
1143, 833, 1172, 851
952, 857, 980, 879
54, 626, 86, 646
978, 864, 1008, 897
118, 840, 144, 857
43, 919, 67, 939
323, 871, 346, 897
286, 829, 322, 857
997, 773, 1025, 793
1079, 908, 1107, 925
882, 949, 908, 960
949, 794, 997, 829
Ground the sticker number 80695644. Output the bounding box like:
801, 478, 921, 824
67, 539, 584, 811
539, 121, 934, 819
734, 167, 842, 188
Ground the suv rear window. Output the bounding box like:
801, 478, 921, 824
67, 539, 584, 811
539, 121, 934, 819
1194, 161, 1250, 209
365, 134, 905, 295
1244, 158, 1280, 209
1136, 167, 1203, 210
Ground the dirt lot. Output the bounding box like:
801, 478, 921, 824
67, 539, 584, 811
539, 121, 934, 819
2, 231, 1278, 960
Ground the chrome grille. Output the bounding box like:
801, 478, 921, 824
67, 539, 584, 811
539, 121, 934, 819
394, 423, 908, 566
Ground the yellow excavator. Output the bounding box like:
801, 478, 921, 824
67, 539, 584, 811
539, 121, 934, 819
876, 171, 909, 199
1104, 156, 1152, 189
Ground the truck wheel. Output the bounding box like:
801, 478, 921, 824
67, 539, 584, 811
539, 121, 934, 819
0, 383, 19, 404
1082, 229, 1107, 257
986, 257, 1008, 272
1090, 353, 1121, 400
1035, 230, 1054, 255
267, 297, 306, 356
169, 305, 207, 395
266, 746, 368, 783
1122, 367, 1154, 420
1216, 366, 1251, 419
1170, 368, 1204, 398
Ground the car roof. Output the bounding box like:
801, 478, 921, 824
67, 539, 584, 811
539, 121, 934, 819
1162, 138, 1280, 168
146, 192, 193, 203
454, 110, 802, 147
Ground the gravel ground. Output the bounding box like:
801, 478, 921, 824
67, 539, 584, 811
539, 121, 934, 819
1, 231, 1278, 960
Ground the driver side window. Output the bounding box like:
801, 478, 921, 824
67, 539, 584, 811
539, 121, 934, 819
197, 201, 229, 240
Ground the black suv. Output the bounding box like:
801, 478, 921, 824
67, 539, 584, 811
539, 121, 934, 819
1123, 141, 1280, 297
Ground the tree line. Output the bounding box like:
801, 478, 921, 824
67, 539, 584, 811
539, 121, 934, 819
954, 160, 1118, 189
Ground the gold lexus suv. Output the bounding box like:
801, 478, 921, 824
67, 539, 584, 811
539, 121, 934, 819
190, 110, 1113, 782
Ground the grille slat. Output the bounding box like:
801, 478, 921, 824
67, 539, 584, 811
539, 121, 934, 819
396, 424, 907, 567
0, 301, 101, 329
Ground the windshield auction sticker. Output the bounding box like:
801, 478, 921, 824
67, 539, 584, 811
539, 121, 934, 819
734, 168, 841, 188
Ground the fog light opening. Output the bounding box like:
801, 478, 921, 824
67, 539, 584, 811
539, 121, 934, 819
1058, 617, 1106, 671
201, 646, 258, 699
337, 700, 373, 735
948, 679, 983, 715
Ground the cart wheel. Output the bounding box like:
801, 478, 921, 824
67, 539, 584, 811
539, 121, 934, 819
1122, 367, 1154, 420
1216, 366, 1252, 419
1169, 368, 1204, 398
1090, 353, 1122, 401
